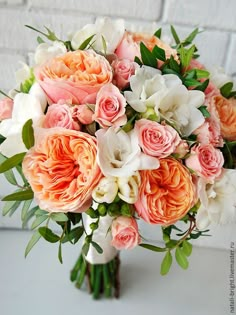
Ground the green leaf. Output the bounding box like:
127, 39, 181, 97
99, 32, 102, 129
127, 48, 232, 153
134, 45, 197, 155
184, 78, 202, 88
152, 45, 166, 62
183, 28, 200, 46
175, 246, 189, 269
4, 169, 18, 186
91, 241, 103, 254
31, 215, 48, 229
0, 134, 6, 144
15, 165, 28, 185
170, 25, 180, 44
165, 240, 178, 249
101, 35, 107, 54
22, 119, 34, 149
220, 82, 234, 98
2, 189, 33, 201
37, 36, 45, 44
85, 207, 98, 218
38, 227, 60, 243
21, 199, 33, 221
67, 212, 82, 225
62, 226, 84, 244
195, 69, 210, 79
22, 206, 39, 228
198, 105, 211, 118
50, 212, 68, 222
35, 209, 48, 217
139, 243, 166, 252
25, 230, 41, 257
134, 56, 143, 65
140, 42, 157, 67
182, 240, 192, 257
58, 242, 63, 264
2, 200, 21, 216
180, 45, 195, 69
0, 152, 26, 173
154, 27, 162, 39
194, 79, 209, 92
169, 55, 181, 73
0, 90, 13, 100
161, 251, 173, 275
79, 34, 95, 50
82, 242, 90, 256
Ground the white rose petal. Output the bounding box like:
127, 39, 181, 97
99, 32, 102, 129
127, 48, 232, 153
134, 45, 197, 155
196, 170, 236, 230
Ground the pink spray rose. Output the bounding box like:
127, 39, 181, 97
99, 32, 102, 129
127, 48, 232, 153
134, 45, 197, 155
35, 50, 113, 105
43, 103, 81, 130
185, 144, 224, 183
72, 105, 94, 125
111, 216, 141, 250
111, 58, 138, 90
94, 83, 127, 128
0, 98, 13, 120
134, 119, 181, 158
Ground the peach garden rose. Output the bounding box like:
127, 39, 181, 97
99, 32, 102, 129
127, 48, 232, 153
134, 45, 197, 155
22, 127, 102, 213
35, 50, 113, 105
135, 158, 196, 226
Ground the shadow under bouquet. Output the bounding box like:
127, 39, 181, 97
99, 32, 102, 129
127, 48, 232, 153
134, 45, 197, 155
0, 17, 236, 299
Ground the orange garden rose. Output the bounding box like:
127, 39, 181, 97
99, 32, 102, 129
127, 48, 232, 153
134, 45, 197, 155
135, 158, 196, 226
35, 50, 113, 105
213, 95, 236, 141
22, 127, 102, 213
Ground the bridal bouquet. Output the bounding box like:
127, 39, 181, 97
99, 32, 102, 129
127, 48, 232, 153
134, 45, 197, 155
0, 17, 236, 299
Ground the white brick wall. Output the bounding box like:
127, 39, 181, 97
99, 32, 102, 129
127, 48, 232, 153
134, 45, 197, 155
0, 0, 235, 248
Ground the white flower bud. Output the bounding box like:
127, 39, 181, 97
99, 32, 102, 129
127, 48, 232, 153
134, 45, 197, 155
92, 176, 118, 204
117, 171, 141, 204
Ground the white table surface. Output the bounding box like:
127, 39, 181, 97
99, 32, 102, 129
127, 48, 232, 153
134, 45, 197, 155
0, 229, 233, 315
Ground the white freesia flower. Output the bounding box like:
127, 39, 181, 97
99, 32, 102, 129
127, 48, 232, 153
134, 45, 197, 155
96, 127, 159, 177
92, 176, 118, 204
0, 83, 46, 157
117, 171, 141, 204
9, 62, 31, 98
209, 66, 236, 89
196, 169, 236, 230
34, 41, 67, 65
125, 66, 205, 136
71, 17, 125, 53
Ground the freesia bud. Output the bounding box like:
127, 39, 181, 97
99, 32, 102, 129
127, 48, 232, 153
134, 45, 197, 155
92, 176, 118, 204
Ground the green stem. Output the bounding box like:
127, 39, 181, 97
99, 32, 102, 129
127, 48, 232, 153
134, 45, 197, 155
103, 264, 112, 298
93, 265, 102, 299
75, 257, 87, 289
70, 254, 83, 282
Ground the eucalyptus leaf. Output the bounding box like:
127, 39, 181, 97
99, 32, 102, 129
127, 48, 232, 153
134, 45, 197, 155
175, 246, 189, 269
82, 242, 90, 256
31, 215, 48, 229
4, 169, 18, 186
38, 227, 60, 243
21, 199, 33, 221
160, 251, 172, 275
22, 119, 34, 149
22, 206, 39, 228
2, 189, 33, 201
0, 152, 26, 173
62, 226, 84, 244
139, 243, 166, 252
2, 200, 21, 216
50, 212, 68, 222
25, 230, 41, 257
91, 241, 103, 254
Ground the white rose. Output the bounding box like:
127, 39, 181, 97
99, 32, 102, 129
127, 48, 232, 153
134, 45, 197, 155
71, 17, 125, 53
96, 127, 159, 178
196, 169, 236, 230
34, 41, 67, 65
